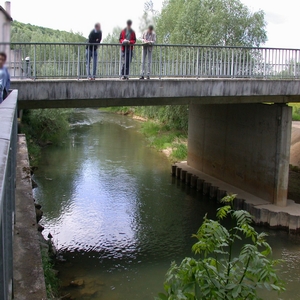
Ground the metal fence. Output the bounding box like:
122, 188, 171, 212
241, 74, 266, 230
0, 91, 17, 300
3, 42, 300, 79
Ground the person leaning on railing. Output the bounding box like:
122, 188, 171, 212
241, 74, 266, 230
86, 23, 102, 81
140, 25, 156, 80
0, 52, 10, 104
119, 20, 136, 80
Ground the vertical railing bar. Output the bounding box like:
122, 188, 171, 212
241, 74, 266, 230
77, 46, 80, 80
159, 46, 162, 79
33, 44, 36, 79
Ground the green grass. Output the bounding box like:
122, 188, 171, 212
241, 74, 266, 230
140, 121, 161, 137
140, 121, 188, 161
290, 104, 300, 121
171, 143, 188, 161
100, 106, 133, 114
41, 248, 59, 299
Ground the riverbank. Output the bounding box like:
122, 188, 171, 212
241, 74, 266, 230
20, 108, 72, 166
101, 107, 188, 162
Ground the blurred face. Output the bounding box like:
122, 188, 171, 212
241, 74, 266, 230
127, 22, 132, 30
148, 28, 153, 34
95, 23, 101, 32
0, 55, 6, 68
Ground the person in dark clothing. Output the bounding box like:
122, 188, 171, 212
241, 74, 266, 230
119, 20, 136, 80
86, 23, 102, 80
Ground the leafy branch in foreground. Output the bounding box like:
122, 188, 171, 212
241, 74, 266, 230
157, 195, 285, 300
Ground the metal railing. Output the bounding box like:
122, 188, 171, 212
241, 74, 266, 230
3, 42, 300, 79
0, 91, 17, 300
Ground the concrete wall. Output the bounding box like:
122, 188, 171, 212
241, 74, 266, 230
188, 103, 292, 206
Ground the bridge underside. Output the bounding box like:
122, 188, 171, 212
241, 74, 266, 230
11, 79, 300, 109
188, 103, 292, 206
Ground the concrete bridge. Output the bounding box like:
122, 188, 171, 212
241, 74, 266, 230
10, 77, 298, 208
2, 42, 300, 298
10, 76, 295, 208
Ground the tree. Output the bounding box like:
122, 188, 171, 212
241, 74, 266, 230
156, 0, 267, 46
157, 195, 285, 300
139, 0, 159, 34
139, 0, 268, 135
103, 26, 122, 44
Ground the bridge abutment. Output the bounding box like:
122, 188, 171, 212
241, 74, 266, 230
187, 103, 292, 206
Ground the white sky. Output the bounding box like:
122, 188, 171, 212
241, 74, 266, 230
5, 0, 300, 48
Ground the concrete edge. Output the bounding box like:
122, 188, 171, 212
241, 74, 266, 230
14, 134, 47, 299
174, 162, 300, 234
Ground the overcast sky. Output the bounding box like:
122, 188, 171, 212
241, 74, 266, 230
6, 0, 300, 48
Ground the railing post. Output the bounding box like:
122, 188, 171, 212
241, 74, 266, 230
294, 50, 297, 78
77, 46, 80, 80
196, 47, 199, 79
33, 44, 36, 80
231, 49, 234, 79
264, 48, 267, 79
159, 46, 162, 79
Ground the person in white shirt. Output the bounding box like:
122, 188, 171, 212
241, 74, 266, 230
140, 25, 156, 80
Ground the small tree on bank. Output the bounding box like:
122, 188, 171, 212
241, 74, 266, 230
157, 195, 285, 300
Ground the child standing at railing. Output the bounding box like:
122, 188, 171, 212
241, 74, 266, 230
0, 52, 10, 104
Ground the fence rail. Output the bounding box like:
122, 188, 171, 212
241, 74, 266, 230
2, 42, 300, 79
0, 91, 17, 300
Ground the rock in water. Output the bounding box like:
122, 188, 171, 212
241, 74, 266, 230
32, 178, 38, 189
70, 279, 84, 287
37, 224, 44, 232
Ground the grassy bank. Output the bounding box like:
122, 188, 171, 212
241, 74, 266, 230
41, 248, 60, 299
102, 107, 188, 162
140, 121, 187, 162
290, 104, 300, 121
21, 109, 72, 166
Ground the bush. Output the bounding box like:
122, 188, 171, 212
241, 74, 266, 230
171, 143, 188, 161
21, 109, 72, 164
290, 104, 300, 121
157, 195, 285, 300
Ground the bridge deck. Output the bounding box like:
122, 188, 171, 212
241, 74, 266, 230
11, 78, 300, 109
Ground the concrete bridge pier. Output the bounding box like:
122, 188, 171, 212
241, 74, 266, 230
187, 103, 292, 206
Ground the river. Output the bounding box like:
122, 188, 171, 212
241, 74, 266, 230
33, 109, 300, 300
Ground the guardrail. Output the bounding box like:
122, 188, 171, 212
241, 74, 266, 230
0, 91, 17, 300
2, 43, 300, 79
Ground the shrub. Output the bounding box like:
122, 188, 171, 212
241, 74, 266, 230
157, 195, 285, 300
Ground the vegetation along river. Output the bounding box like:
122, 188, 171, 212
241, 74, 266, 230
33, 108, 300, 300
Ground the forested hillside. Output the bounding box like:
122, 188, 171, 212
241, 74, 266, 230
11, 21, 86, 43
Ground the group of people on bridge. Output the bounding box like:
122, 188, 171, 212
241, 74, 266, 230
86, 20, 156, 80
0, 19, 155, 105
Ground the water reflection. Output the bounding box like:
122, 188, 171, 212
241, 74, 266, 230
33, 109, 300, 300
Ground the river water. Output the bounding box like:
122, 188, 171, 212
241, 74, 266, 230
33, 109, 300, 300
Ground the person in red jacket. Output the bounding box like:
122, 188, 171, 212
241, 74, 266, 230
119, 20, 136, 80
